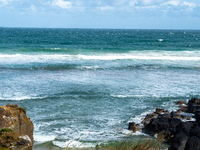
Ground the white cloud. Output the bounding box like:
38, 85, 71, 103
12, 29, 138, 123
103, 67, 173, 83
100, 5, 114, 11
0, 0, 12, 5
114, 0, 128, 5
129, 0, 138, 6
161, 0, 180, 6
31, 5, 37, 11
181, 1, 196, 7
52, 0, 71, 9
181, 1, 196, 11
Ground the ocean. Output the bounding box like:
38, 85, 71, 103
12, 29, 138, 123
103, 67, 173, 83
0, 28, 200, 149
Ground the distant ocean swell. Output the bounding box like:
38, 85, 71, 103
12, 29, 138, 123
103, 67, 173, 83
0, 51, 200, 70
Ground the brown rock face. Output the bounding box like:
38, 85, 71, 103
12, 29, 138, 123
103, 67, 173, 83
0, 104, 34, 149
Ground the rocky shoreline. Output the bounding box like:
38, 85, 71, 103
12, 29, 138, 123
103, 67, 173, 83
0, 104, 34, 150
128, 98, 200, 150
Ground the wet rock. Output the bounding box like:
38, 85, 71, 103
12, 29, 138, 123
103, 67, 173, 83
158, 113, 170, 119
177, 100, 186, 105
188, 98, 200, 105
128, 122, 141, 132
178, 106, 188, 112
142, 112, 158, 125
155, 108, 165, 114
133, 98, 200, 150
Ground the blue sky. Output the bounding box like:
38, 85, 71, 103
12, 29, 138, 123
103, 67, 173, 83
0, 0, 200, 29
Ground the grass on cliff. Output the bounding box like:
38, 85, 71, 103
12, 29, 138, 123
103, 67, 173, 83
0, 128, 19, 150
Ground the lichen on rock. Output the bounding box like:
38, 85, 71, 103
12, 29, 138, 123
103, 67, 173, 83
0, 104, 33, 150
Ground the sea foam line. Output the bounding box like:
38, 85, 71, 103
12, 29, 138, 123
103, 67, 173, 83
0, 96, 47, 101
0, 53, 200, 61
78, 55, 200, 60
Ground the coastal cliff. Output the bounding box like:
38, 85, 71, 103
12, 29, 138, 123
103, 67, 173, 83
0, 104, 33, 150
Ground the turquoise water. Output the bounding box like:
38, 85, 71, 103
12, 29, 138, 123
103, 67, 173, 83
0, 28, 200, 148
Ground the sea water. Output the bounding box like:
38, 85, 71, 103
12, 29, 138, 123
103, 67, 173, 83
0, 28, 200, 149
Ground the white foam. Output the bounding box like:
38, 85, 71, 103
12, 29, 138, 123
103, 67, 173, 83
53, 140, 96, 148
0, 51, 200, 65
158, 39, 163, 42
111, 95, 147, 98
34, 134, 56, 142
122, 129, 148, 137
129, 109, 154, 124
78, 55, 200, 60
0, 96, 46, 101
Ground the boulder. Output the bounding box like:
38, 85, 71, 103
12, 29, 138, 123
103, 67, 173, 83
0, 104, 33, 149
188, 98, 200, 105
128, 122, 141, 132
184, 136, 200, 150
169, 132, 188, 150
142, 112, 158, 125
189, 124, 200, 137
155, 108, 165, 114
177, 100, 186, 105
175, 122, 192, 136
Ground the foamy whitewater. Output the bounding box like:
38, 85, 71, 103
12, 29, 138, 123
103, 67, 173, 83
0, 28, 200, 149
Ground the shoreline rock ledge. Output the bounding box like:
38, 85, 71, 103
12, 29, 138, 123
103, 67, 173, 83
0, 104, 33, 150
128, 98, 200, 150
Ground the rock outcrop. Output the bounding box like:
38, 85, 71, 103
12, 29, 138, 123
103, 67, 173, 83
0, 104, 33, 150
128, 98, 200, 150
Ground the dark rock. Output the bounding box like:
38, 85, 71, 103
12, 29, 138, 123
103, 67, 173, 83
170, 118, 181, 128
128, 122, 141, 132
176, 110, 182, 114
189, 124, 200, 137
176, 122, 192, 136
155, 108, 165, 114
181, 115, 189, 120
195, 109, 200, 122
169, 132, 188, 150
158, 113, 171, 119
178, 106, 188, 112
177, 100, 186, 105
184, 136, 200, 150
171, 112, 181, 119
188, 98, 200, 105
196, 130, 200, 139
142, 112, 158, 125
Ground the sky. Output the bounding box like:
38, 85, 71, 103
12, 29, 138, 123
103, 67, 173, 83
0, 0, 200, 29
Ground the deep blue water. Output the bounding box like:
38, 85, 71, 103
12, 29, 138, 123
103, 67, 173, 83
0, 28, 200, 149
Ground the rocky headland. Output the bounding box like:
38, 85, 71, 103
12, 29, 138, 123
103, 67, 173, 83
0, 104, 33, 150
128, 98, 200, 150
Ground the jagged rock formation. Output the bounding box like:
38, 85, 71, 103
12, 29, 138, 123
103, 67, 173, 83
128, 98, 200, 150
0, 104, 33, 150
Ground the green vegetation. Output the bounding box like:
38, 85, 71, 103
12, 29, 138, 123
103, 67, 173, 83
63, 136, 166, 150
0, 128, 18, 149
0, 128, 14, 134
16, 107, 26, 114
95, 138, 163, 150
